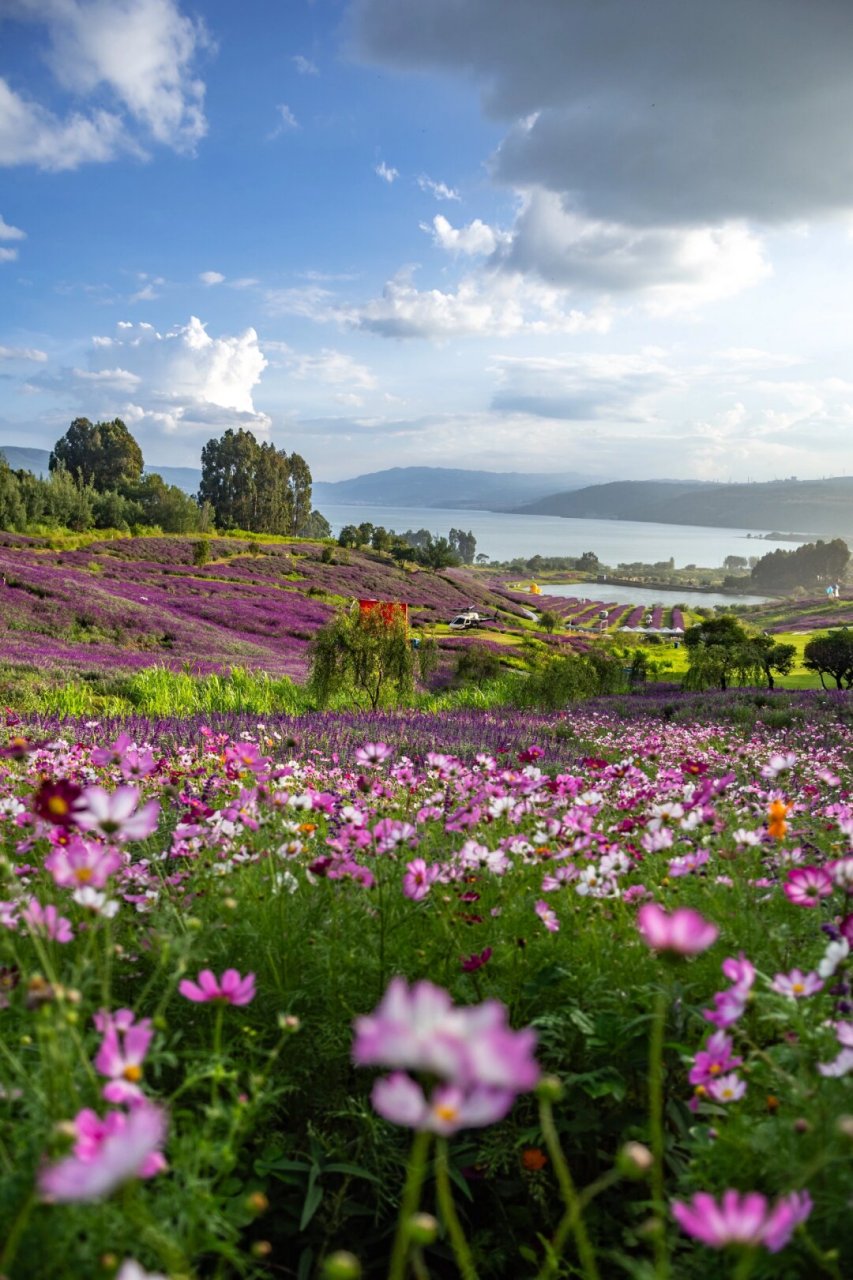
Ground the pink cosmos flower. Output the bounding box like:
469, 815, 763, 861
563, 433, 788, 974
461, 947, 492, 973
703, 987, 749, 1030
707, 1073, 747, 1103
90, 733, 134, 768
116, 1263, 167, 1280
637, 903, 718, 955
535, 899, 560, 932
818, 1022, 853, 1077
94, 1010, 153, 1106
45, 836, 122, 890
372, 1072, 515, 1134
783, 866, 834, 908
721, 953, 756, 990
39, 1103, 167, 1202
73, 785, 160, 842
353, 977, 539, 1093
402, 858, 440, 901
179, 968, 256, 1006
355, 742, 392, 766
672, 1189, 812, 1253
21, 898, 74, 943
771, 969, 824, 999
689, 1031, 742, 1087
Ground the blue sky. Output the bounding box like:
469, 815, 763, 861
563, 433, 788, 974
3, 0, 853, 482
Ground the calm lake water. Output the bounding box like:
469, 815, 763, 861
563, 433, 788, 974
538, 581, 771, 608
321, 502, 785, 569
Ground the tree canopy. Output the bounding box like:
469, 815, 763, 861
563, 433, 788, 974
198, 429, 314, 535
50, 418, 144, 492
750, 539, 850, 592
803, 630, 853, 690
684, 615, 795, 690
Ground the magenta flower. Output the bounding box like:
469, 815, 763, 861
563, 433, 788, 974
94, 1010, 153, 1105
179, 968, 256, 1006
21, 898, 74, 943
45, 836, 122, 890
703, 987, 749, 1030
637, 903, 718, 955
535, 899, 560, 933
353, 977, 539, 1092
39, 1103, 167, 1202
372, 1072, 515, 1134
771, 969, 824, 998
721, 953, 756, 990
689, 1031, 742, 1087
783, 866, 834, 908
461, 947, 492, 972
73, 785, 160, 842
672, 1189, 812, 1253
402, 858, 440, 901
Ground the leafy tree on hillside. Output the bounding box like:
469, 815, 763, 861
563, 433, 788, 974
309, 608, 437, 709
750, 539, 850, 592
803, 630, 853, 689
0, 459, 25, 530
684, 615, 796, 691
449, 528, 477, 564
198, 429, 314, 534
50, 418, 144, 492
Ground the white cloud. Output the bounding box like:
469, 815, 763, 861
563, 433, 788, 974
348, 265, 612, 339
0, 215, 25, 240
375, 160, 398, 184
489, 351, 676, 420
0, 345, 47, 362
292, 54, 318, 75
0, 0, 210, 168
289, 347, 378, 390
0, 247, 18, 264
199, 270, 225, 285
417, 174, 460, 201
33, 316, 270, 441
424, 213, 505, 256
271, 103, 299, 135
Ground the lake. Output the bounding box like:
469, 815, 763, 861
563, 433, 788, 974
320, 501, 786, 568
537, 581, 771, 608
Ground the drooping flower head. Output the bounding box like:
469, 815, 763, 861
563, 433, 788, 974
39, 1103, 167, 1202
637, 903, 718, 955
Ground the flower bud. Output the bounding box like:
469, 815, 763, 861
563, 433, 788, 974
246, 1191, 269, 1214
277, 1013, 301, 1032
322, 1251, 362, 1280
617, 1142, 653, 1178
837, 1114, 853, 1139
536, 1074, 564, 1103
251, 1241, 272, 1258
407, 1213, 438, 1245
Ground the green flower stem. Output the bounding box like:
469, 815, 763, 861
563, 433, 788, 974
648, 985, 670, 1280
388, 1128, 433, 1280
0, 1189, 37, 1275
732, 1248, 758, 1280
537, 1098, 600, 1280
211, 1001, 225, 1107
435, 1138, 479, 1280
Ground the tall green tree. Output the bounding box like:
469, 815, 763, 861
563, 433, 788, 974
49, 418, 143, 491
198, 430, 315, 534
803, 630, 853, 689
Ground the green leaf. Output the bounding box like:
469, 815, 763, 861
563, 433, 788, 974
300, 1180, 324, 1231
323, 1161, 381, 1183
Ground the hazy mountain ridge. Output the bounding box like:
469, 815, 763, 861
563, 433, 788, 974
313, 465, 591, 509
516, 478, 853, 536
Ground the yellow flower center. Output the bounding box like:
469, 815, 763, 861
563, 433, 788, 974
434, 1103, 458, 1123
74, 867, 93, 883
709, 1063, 722, 1075
47, 796, 69, 816
123, 1064, 143, 1082
792, 982, 804, 994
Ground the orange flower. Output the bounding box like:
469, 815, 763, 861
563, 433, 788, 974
521, 1147, 548, 1172
767, 800, 792, 840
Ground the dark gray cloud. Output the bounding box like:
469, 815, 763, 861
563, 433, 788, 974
352, 0, 853, 226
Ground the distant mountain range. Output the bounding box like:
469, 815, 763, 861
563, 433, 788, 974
515, 478, 853, 537
0, 446, 201, 494
312, 466, 590, 510
4, 445, 852, 537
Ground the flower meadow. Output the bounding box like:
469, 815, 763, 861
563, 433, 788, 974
0, 701, 851, 1280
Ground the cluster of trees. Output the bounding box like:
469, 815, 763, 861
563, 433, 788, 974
0, 419, 330, 538
309, 606, 438, 709
0, 419, 203, 534
198, 428, 327, 536
803, 630, 853, 689
749, 539, 850, 592
494, 551, 600, 573
337, 522, 478, 569
683, 616, 796, 691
